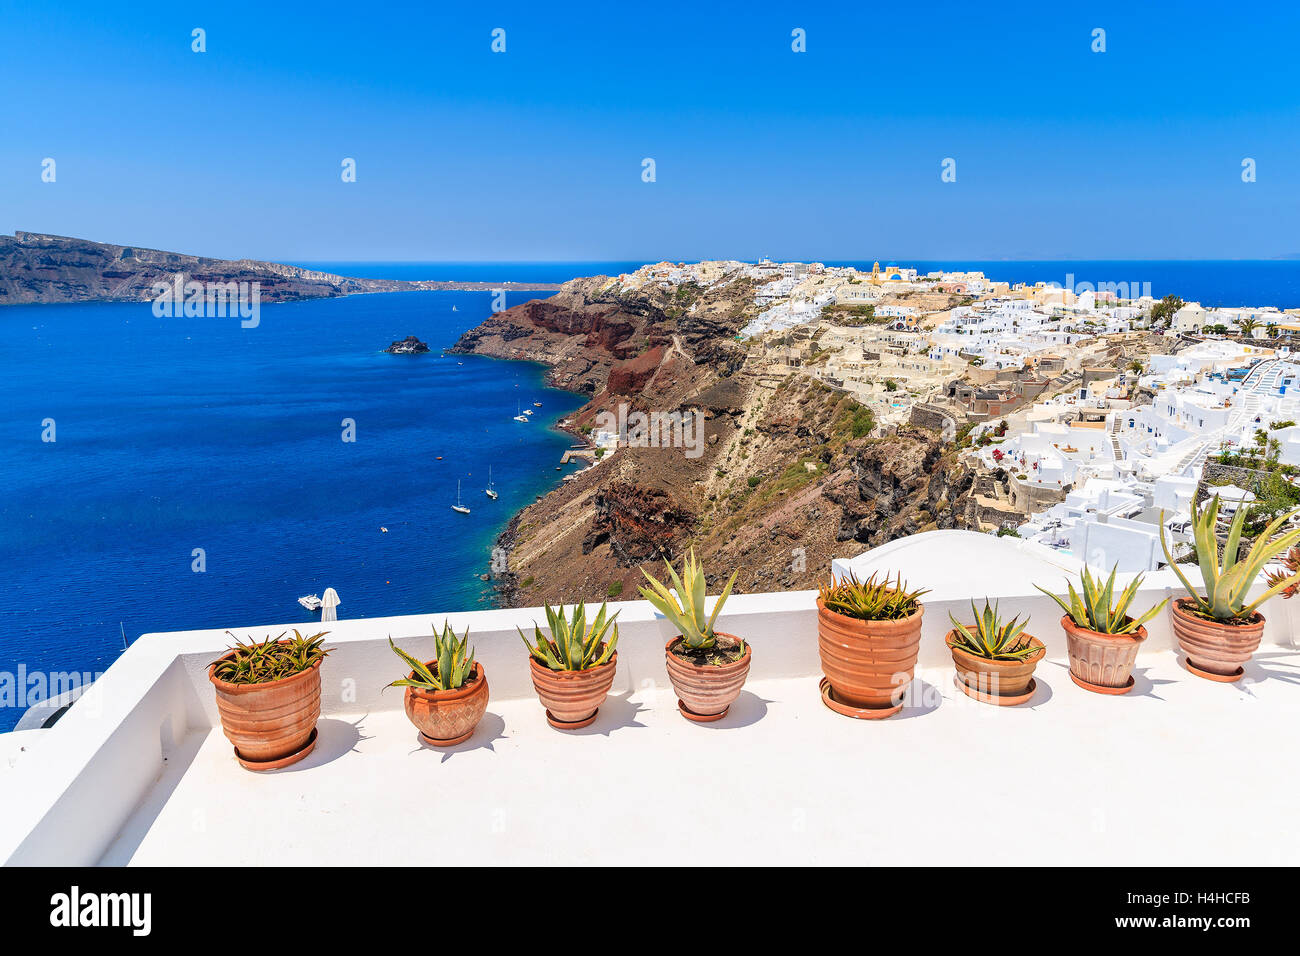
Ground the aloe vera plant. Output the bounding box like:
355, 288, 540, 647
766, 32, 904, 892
639, 548, 739, 651
520, 602, 619, 671
1160, 495, 1300, 621
386, 621, 476, 692
1036, 565, 1167, 635
947, 600, 1040, 661
818, 571, 927, 621
212, 630, 330, 684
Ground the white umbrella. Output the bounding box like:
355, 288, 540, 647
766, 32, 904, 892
320, 587, 341, 622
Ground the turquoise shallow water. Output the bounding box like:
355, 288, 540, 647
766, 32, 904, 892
0, 287, 584, 730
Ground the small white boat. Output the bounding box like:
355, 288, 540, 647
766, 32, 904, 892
512, 400, 530, 423
485, 466, 499, 500
452, 305, 458, 311
533, 402, 542, 407
452, 480, 471, 515
298, 594, 323, 611
523, 408, 533, 416
380, 527, 389, 533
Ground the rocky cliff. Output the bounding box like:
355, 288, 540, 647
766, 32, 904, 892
455, 272, 976, 604
0, 232, 561, 305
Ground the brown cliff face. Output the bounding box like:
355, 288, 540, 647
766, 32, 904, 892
455, 272, 973, 606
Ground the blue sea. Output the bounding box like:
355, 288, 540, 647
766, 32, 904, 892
0, 281, 588, 731
4, 258, 1300, 731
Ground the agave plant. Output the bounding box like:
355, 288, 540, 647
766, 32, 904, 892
386, 621, 476, 692
520, 602, 619, 671
1036, 565, 1167, 635
818, 571, 927, 621
639, 548, 739, 650
947, 600, 1039, 661
1160, 495, 1300, 621
212, 630, 330, 684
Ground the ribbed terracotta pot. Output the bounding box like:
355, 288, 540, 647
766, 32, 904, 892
528, 652, 617, 729
816, 597, 923, 717
1171, 598, 1263, 681
209, 651, 322, 770
664, 635, 752, 721
403, 662, 489, 746
949, 633, 1045, 705
1061, 615, 1146, 694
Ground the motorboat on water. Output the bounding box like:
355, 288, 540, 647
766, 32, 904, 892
298, 594, 323, 611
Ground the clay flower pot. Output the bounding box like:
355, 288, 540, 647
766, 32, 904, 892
403, 662, 489, 746
949, 632, 1045, 705
816, 597, 923, 718
664, 635, 752, 722
528, 652, 617, 729
1170, 598, 1263, 681
1061, 614, 1146, 694
209, 652, 322, 771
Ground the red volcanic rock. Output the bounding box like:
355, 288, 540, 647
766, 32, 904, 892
607, 347, 664, 395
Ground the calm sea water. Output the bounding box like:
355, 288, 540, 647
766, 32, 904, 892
4, 258, 1299, 730
0, 286, 585, 731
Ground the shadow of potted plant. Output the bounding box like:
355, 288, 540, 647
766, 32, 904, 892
209, 630, 330, 771
520, 603, 619, 729
387, 622, 488, 747
816, 572, 928, 718
1037, 565, 1166, 694
947, 599, 1044, 705
1159, 495, 1300, 681
641, 549, 750, 722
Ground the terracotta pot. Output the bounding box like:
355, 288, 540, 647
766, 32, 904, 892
664, 635, 752, 721
1061, 615, 1146, 694
403, 662, 489, 746
1170, 598, 1263, 681
209, 651, 322, 770
528, 652, 617, 729
816, 597, 923, 717
949, 632, 1045, 705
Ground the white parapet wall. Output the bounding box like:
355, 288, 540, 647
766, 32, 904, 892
3, 530, 1298, 865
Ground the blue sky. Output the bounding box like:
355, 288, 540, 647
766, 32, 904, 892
2, 0, 1299, 261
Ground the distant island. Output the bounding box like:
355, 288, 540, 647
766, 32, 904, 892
384, 335, 430, 354
0, 232, 561, 305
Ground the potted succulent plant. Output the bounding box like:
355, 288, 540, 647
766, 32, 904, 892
209, 630, 330, 771
816, 571, 928, 718
1037, 566, 1167, 694
520, 602, 619, 729
386, 622, 488, 746
640, 549, 750, 722
946, 599, 1045, 705
1159, 495, 1300, 681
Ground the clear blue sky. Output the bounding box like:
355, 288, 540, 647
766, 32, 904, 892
2, 0, 1298, 261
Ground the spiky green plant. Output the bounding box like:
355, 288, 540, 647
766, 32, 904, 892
1036, 565, 1167, 635
947, 600, 1040, 661
818, 571, 928, 621
639, 548, 739, 651
386, 621, 476, 692
1160, 495, 1300, 621
212, 630, 330, 684
520, 602, 619, 671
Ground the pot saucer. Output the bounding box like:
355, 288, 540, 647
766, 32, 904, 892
546, 709, 598, 730
1183, 660, 1245, 682
954, 674, 1036, 706
235, 727, 318, 771
819, 677, 903, 719
678, 699, 728, 722
1070, 672, 1135, 695
420, 727, 475, 747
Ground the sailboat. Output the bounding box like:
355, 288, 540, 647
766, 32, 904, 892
513, 400, 529, 423
452, 480, 471, 514
485, 466, 499, 500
